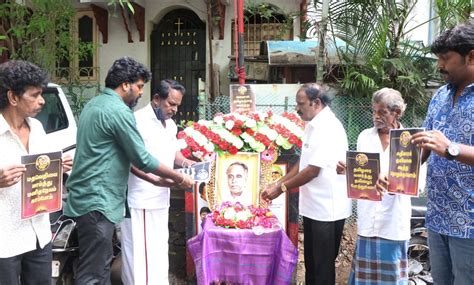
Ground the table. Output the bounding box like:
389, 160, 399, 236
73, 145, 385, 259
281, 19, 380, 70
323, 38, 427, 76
188, 217, 298, 284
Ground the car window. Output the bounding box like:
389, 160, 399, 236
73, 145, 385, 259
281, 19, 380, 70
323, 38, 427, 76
36, 88, 69, 134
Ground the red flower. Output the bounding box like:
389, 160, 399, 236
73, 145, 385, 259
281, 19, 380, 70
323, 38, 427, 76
288, 135, 299, 144
181, 148, 192, 158
177, 131, 186, 139
218, 141, 229, 151
178, 111, 304, 160
199, 125, 209, 133
228, 145, 238, 155
233, 202, 244, 211
281, 129, 291, 138
235, 220, 250, 229
234, 120, 244, 128
231, 128, 242, 136
184, 137, 194, 146
188, 140, 199, 151
211, 203, 278, 229
223, 115, 235, 122
223, 219, 235, 228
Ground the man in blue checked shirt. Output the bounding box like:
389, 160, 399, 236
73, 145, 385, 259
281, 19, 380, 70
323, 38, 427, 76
411, 21, 474, 285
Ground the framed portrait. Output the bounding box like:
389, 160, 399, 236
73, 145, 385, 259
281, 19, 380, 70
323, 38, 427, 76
195, 181, 211, 234
177, 161, 212, 235
268, 163, 288, 231
215, 152, 260, 206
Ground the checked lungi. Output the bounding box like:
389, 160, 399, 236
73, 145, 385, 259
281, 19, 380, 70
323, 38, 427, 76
348, 236, 409, 285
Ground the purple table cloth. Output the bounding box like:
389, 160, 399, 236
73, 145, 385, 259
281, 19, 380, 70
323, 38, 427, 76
188, 217, 298, 285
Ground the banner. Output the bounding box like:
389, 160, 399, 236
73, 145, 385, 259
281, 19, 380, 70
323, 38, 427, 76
346, 151, 381, 201
21, 151, 62, 219
229, 84, 256, 113
388, 128, 424, 196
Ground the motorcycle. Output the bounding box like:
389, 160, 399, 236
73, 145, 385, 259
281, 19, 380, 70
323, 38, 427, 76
408, 196, 432, 285
50, 210, 123, 285
50, 211, 78, 285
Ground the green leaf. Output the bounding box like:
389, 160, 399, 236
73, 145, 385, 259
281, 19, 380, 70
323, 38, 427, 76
314, 0, 446, 105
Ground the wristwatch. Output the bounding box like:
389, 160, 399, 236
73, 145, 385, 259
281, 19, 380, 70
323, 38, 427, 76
280, 183, 288, 193
445, 142, 460, 160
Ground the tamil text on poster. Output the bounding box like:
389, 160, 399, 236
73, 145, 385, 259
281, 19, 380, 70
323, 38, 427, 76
346, 151, 381, 201
230, 84, 256, 113
21, 151, 62, 219
388, 128, 424, 196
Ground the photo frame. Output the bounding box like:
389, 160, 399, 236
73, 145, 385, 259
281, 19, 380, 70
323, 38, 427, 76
195, 181, 211, 234
268, 163, 289, 232
176, 162, 212, 235
214, 152, 260, 207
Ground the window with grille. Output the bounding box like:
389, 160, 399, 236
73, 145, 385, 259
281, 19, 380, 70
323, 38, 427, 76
231, 4, 292, 57
55, 10, 98, 83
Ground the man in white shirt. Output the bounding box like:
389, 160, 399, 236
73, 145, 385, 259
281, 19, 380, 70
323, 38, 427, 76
261, 83, 352, 285
337, 88, 415, 284
0, 60, 72, 284
121, 79, 195, 285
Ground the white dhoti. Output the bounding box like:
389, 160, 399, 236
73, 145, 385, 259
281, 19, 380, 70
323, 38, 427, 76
121, 207, 169, 285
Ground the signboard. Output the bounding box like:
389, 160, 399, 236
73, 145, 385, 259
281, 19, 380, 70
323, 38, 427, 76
21, 151, 63, 219
230, 84, 256, 113
267, 41, 317, 65
388, 128, 424, 196
346, 151, 381, 201
267, 39, 347, 65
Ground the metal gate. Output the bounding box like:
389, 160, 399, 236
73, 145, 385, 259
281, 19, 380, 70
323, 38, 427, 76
151, 9, 206, 124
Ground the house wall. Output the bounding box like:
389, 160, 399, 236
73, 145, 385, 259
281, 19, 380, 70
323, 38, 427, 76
404, 0, 435, 46
213, 0, 302, 101
80, 1, 442, 111
305, 1, 435, 46
82, 0, 302, 110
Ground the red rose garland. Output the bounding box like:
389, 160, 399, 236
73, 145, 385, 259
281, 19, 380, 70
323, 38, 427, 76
177, 111, 304, 160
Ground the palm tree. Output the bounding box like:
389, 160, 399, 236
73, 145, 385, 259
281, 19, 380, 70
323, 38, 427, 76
434, 0, 471, 32
309, 0, 470, 105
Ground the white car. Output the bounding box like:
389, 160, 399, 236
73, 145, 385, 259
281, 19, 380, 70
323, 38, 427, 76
36, 83, 77, 161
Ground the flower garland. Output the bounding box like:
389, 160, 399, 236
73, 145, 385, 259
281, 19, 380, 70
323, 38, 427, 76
177, 111, 304, 160
211, 202, 279, 229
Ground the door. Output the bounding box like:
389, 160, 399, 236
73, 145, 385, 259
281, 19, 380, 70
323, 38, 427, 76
151, 9, 206, 124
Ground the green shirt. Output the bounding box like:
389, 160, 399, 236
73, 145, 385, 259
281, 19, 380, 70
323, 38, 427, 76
64, 88, 159, 223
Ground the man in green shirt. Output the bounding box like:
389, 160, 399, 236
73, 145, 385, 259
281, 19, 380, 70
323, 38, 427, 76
64, 57, 194, 285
